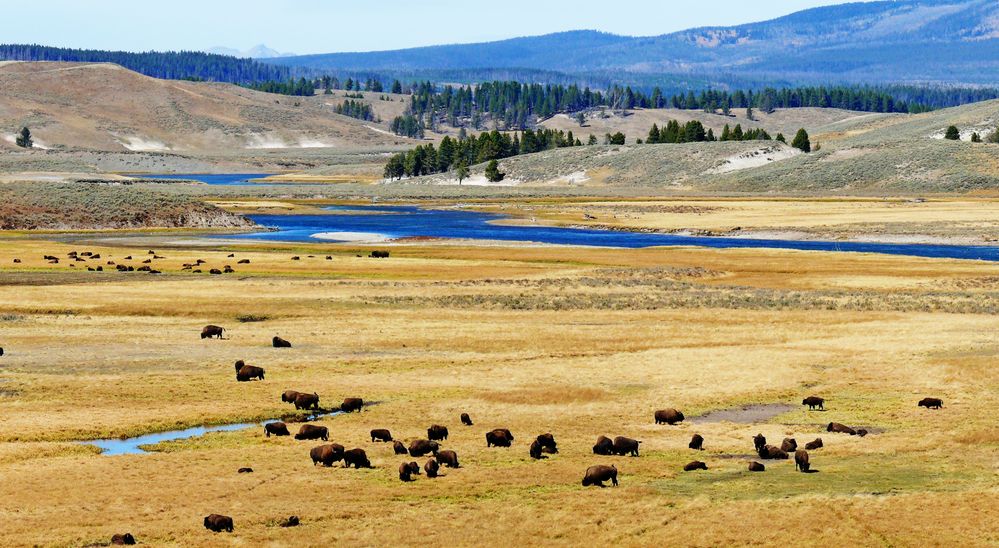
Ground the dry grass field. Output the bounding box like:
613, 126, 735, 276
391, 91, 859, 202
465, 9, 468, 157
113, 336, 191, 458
0, 232, 997, 547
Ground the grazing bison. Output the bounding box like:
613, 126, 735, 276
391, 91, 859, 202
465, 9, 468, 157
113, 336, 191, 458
295, 424, 329, 441
802, 396, 825, 410
918, 397, 943, 409
111, 533, 136, 545
370, 251, 390, 258
582, 464, 618, 487
209, 269, 222, 275
281, 390, 302, 404
827, 422, 867, 436
280, 516, 300, 528
264, 422, 290, 437
399, 461, 421, 481
612, 436, 641, 457
203, 514, 234, 533
460, 412, 473, 426
235, 362, 265, 382
237, 467, 253, 474
310, 444, 345, 466
529, 439, 546, 459
343, 448, 372, 469
273, 336, 292, 348
427, 424, 449, 441
408, 439, 440, 457
689, 434, 704, 451
795, 450, 810, 472
393, 441, 408, 455
294, 393, 320, 411
593, 435, 614, 455
486, 429, 514, 447
341, 398, 364, 413
237, 259, 250, 264
437, 449, 460, 468
201, 325, 225, 339
684, 461, 708, 471
781, 438, 798, 453
424, 458, 440, 478
804, 438, 824, 451
535, 433, 558, 454
370, 429, 393, 442
758, 445, 789, 460
748, 461, 766, 472
654, 408, 685, 425
753, 434, 767, 453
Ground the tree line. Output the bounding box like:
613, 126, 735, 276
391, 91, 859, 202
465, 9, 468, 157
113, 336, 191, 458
246, 78, 315, 96
335, 100, 375, 121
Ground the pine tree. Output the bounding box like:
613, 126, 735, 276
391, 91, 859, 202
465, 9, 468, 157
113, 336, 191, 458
391, 80, 403, 94
720, 124, 731, 142
776, 133, 786, 143
485, 160, 504, 182
609, 132, 626, 145
647, 123, 660, 144
746, 107, 755, 121
791, 128, 811, 152
587, 134, 598, 145
944, 126, 960, 140
15, 127, 32, 148
455, 161, 469, 185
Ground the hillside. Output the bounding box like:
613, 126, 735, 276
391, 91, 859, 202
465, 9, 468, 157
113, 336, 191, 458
268, 0, 999, 86
0, 62, 415, 153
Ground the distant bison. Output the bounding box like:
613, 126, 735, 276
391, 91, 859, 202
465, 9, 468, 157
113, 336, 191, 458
237, 259, 250, 264
424, 458, 440, 478
111, 533, 136, 545
370, 250, 390, 258
827, 422, 867, 436
582, 464, 618, 487
281, 390, 301, 404
311, 444, 345, 466
689, 434, 704, 451
393, 441, 408, 455
341, 398, 363, 413
264, 422, 290, 437
486, 429, 514, 447
343, 448, 372, 469
295, 424, 328, 441
294, 393, 320, 411
280, 516, 300, 528
460, 413, 473, 426
237, 467, 253, 474
437, 450, 460, 468
794, 450, 810, 472
804, 438, 823, 451
748, 461, 766, 472
612, 436, 641, 457
408, 439, 440, 457
592, 435, 614, 455
655, 408, 685, 425
781, 438, 798, 453
235, 361, 265, 382
758, 444, 789, 460
802, 396, 825, 410
427, 425, 449, 441
370, 429, 393, 442
273, 336, 292, 348
203, 514, 233, 533
918, 397, 943, 409
201, 325, 225, 339
684, 461, 708, 472
399, 461, 421, 481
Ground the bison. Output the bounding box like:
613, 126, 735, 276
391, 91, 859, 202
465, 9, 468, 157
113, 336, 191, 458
529, 439, 546, 460
804, 438, 824, 451
111, 533, 136, 545
280, 516, 300, 528
781, 438, 798, 453
393, 441, 408, 455
582, 464, 618, 487
294, 393, 320, 411
802, 396, 825, 410
535, 433, 558, 454
343, 448, 372, 469
237, 467, 253, 474
399, 461, 421, 481
655, 408, 685, 425
273, 336, 292, 348
593, 435, 614, 455
427, 424, 449, 441
408, 439, 440, 457
918, 397, 943, 409
486, 429, 514, 447
370, 250, 390, 258
753, 434, 767, 453
612, 436, 641, 457
684, 461, 708, 472
201, 325, 225, 339
689, 434, 704, 451
424, 458, 440, 478
311, 444, 345, 466
264, 422, 290, 437
235, 361, 265, 382
370, 429, 393, 442
281, 390, 302, 404
794, 449, 810, 472
827, 422, 867, 436
295, 424, 329, 441
460, 412, 473, 426
341, 398, 363, 413
758, 444, 789, 460
203, 514, 233, 533
437, 449, 460, 468
748, 461, 766, 472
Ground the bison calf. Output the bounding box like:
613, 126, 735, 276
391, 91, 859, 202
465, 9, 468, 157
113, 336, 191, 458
684, 461, 708, 472
399, 461, 421, 481
370, 429, 393, 442
203, 514, 234, 533
264, 422, 290, 437
460, 412, 473, 426
655, 408, 685, 425
393, 441, 408, 455
582, 464, 618, 487
918, 397, 943, 409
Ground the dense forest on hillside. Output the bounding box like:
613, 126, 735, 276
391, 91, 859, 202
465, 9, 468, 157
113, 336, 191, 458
0, 44, 290, 83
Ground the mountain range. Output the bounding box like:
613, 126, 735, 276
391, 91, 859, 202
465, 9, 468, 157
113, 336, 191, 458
209, 44, 295, 59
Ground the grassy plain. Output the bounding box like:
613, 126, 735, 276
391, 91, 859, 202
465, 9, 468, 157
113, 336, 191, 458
0, 231, 997, 546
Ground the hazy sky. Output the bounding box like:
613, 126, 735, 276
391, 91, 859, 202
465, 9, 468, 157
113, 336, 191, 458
3, 1, 862, 54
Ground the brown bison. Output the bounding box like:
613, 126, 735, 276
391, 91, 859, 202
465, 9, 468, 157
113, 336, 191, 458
281, 390, 301, 404
237, 259, 250, 264
781, 438, 798, 453
431, 450, 456, 469
486, 428, 514, 447
311, 444, 345, 466
203, 514, 233, 533
460, 412, 473, 426
424, 458, 440, 478
804, 438, 824, 450
393, 441, 408, 455
237, 467, 253, 474
408, 439, 441, 457
758, 444, 789, 460
294, 393, 320, 411
827, 422, 867, 436
684, 461, 708, 472
264, 422, 290, 437
582, 464, 618, 487
689, 434, 704, 450
295, 424, 328, 441
612, 436, 641, 457
654, 408, 685, 425
802, 396, 825, 410
534, 433, 558, 455
235, 361, 265, 382
341, 398, 364, 413
201, 325, 225, 339
753, 434, 767, 453
370, 429, 393, 442
795, 450, 810, 472
529, 439, 546, 459
399, 461, 421, 481
280, 516, 300, 528
209, 269, 222, 275
427, 424, 449, 441
343, 448, 372, 469
111, 533, 136, 545
918, 397, 943, 409
273, 336, 292, 348
592, 435, 614, 455
748, 461, 766, 472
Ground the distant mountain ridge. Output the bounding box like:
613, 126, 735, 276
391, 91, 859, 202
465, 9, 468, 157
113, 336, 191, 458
208, 44, 296, 59
267, 0, 999, 85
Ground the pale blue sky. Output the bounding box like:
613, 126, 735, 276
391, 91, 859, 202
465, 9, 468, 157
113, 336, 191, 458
2, 0, 864, 54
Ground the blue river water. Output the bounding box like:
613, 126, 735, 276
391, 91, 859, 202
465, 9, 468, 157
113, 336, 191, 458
137, 173, 275, 185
